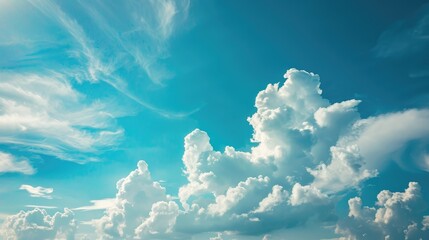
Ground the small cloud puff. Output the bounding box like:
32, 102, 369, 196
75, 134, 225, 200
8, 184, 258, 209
20, 184, 53, 199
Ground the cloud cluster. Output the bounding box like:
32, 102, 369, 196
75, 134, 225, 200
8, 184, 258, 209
0, 208, 76, 240
336, 182, 429, 240
96, 68, 429, 239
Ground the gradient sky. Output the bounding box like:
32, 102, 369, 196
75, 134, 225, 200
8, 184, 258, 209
1, 0, 429, 239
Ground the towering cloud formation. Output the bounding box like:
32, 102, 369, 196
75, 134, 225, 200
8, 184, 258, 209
97, 69, 429, 239
97, 160, 178, 239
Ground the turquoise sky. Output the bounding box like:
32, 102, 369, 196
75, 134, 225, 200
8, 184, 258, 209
1, 1, 429, 239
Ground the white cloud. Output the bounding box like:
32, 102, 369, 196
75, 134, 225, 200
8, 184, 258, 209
94, 68, 429, 238
355, 109, 429, 171
178, 129, 267, 211
210, 232, 224, 240
73, 198, 115, 211
0, 151, 34, 175
308, 144, 377, 194
135, 201, 179, 238
25, 0, 195, 117
0, 213, 10, 221
253, 185, 289, 213
207, 176, 270, 216
97, 160, 173, 239
25, 205, 57, 209
0, 208, 76, 240
336, 182, 429, 240
289, 183, 328, 206
0, 72, 123, 162
20, 185, 53, 199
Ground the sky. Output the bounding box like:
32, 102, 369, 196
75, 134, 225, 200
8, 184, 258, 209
1, 0, 429, 239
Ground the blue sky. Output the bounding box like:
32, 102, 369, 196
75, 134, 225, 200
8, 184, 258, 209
1, 0, 429, 239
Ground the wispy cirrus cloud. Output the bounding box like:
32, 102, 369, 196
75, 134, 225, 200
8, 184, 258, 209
25, 205, 57, 209
0, 72, 123, 163
26, 0, 194, 114
374, 3, 429, 79
0, 0, 195, 164
374, 3, 429, 58
73, 198, 115, 212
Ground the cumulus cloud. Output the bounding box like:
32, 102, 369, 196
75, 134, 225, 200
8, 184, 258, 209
135, 201, 179, 238
0, 151, 34, 175
336, 182, 429, 240
207, 176, 270, 216
253, 185, 288, 213
289, 183, 328, 206
97, 160, 179, 239
95, 69, 429, 239
20, 185, 53, 199
309, 108, 429, 194
0, 208, 76, 240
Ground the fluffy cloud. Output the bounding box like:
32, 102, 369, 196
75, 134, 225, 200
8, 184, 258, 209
310, 108, 429, 194
135, 201, 179, 238
336, 182, 429, 240
20, 185, 53, 199
207, 176, 270, 216
0, 208, 76, 240
95, 69, 429, 239
97, 160, 178, 239
289, 183, 328, 206
253, 185, 288, 213
0, 151, 34, 175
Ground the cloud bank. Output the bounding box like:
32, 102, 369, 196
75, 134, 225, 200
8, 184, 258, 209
336, 182, 429, 239
94, 69, 429, 239
1, 208, 76, 240
3, 69, 427, 239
